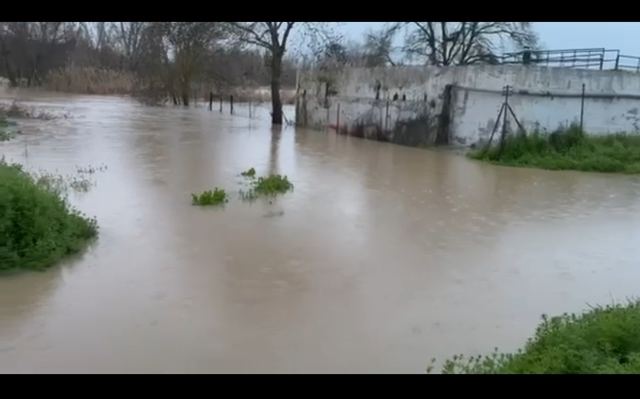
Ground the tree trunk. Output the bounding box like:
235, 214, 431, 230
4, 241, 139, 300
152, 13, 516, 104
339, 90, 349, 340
270, 51, 283, 125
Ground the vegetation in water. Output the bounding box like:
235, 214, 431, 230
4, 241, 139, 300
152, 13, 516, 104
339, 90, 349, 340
253, 174, 294, 195
0, 116, 18, 141
469, 125, 640, 174
0, 159, 98, 271
237, 171, 294, 202
435, 300, 640, 374
191, 187, 228, 206
240, 167, 256, 178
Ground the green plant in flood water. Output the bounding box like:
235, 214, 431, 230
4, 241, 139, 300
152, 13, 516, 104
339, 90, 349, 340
191, 187, 228, 206
435, 300, 640, 374
240, 167, 256, 178
0, 117, 17, 141
0, 159, 98, 271
253, 174, 293, 195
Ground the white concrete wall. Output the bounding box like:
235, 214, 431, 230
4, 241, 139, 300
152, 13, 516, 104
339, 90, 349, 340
296, 65, 640, 147
450, 88, 640, 146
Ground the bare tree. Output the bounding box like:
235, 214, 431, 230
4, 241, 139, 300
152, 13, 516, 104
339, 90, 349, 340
363, 24, 400, 67
164, 22, 223, 106
228, 22, 297, 125
404, 22, 538, 66
113, 22, 146, 70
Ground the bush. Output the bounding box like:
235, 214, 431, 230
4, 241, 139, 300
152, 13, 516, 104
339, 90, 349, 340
253, 175, 293, 195
191, 187, 228, 206
241, 167, 256, 177
469, 125, 640, 174
0, 160, 98, 271
438, 300, 640, 374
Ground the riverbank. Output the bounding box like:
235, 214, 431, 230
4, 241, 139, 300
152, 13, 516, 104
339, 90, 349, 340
439, 300, 640, 373
469, 126, 640, 174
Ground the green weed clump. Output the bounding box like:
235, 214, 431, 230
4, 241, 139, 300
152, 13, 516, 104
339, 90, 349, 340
0, 117, 17, 141
253, 174, 293, 195
437, 300, 640, 374
191, 187, 228, 206
0, 159, 98, 271
469, 125, 640, 173
241, 167, 256, 177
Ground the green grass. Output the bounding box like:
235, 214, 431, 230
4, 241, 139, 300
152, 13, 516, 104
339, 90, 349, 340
253, 174, 294, 195
0, 159, 98, 271
191, 187, 228, 206
241, 167, 256, 178
469, 125, 640, 173
436, 300, 640, 374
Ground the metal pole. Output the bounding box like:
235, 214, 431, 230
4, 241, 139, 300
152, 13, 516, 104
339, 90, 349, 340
580, 83, 585, 132
230, 95, 234, 114
615, 54, 620, 70
499, 85, 510, 156
336, 103, 340, 133
219, 96, 222, 112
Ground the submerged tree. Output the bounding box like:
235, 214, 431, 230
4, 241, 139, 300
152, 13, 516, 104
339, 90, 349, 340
228, 22, 296, 125
403, 22, 538, 66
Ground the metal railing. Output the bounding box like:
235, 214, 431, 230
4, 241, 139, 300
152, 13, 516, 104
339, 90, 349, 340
500, 48, 640, 73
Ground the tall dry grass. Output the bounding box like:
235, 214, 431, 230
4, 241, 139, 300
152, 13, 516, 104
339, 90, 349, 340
45, 67, 135, 95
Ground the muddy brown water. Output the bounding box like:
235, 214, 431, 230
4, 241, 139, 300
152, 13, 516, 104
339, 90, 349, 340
1, 91, 640, 373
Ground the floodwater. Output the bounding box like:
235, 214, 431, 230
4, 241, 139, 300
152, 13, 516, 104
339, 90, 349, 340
1, 91, 640, 373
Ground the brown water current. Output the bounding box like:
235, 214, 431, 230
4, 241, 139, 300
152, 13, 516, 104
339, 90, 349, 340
1, 91, 640, 373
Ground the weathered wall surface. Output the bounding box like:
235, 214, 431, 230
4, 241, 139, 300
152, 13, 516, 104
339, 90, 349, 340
295, 65, 640, 147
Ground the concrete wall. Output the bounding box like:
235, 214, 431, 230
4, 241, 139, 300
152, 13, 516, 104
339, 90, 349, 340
295, 65, 640, 147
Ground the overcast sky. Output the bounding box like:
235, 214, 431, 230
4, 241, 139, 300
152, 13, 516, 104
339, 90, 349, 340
339, 22, 640, 56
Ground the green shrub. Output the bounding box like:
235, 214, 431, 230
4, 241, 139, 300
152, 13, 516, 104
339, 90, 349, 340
191, 187, 228, 206
0, 117, 17, 141
438, 300, 640, 374
241, 167, 256, 178
0, 160, 98, 271
253, 174, 293, 195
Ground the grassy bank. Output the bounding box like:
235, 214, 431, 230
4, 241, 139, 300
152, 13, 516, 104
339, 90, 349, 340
469, 126, 640, 173
437, 300, 640, 374
0, 160, 98, 271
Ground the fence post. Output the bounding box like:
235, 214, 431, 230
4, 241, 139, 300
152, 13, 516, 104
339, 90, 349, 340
615, 54, 620, 70
219, 96, 223, 112
385, 100, 389, 132
580, 83, 585, 132
230, 95, 234, 114
336, 103, 340, 133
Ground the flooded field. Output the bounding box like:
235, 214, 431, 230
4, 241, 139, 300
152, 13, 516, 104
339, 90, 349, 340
1, 91, 640, 373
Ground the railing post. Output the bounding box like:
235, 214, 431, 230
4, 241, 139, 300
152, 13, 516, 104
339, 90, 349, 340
615, 54, 620, 70
599, 55, 604, 70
